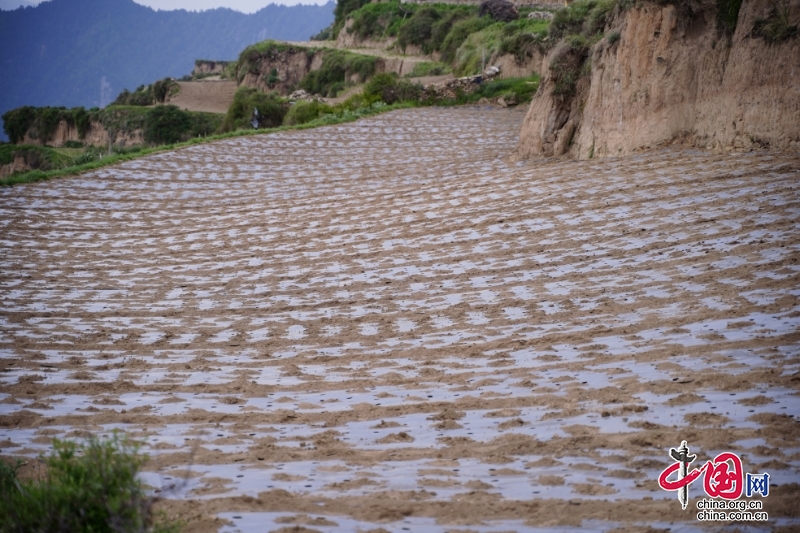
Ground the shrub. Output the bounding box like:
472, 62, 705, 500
0, 433, 179, 533
299, 50, 376, 97
405, 61, 450, 78
429, 9, 473, 53
752, 0, 798, 44
363, 73, 423, 104
716, 0, 743, 35
2, 106, 37, 144
63, 140, 84, 148
222, 87, 287, 132
549, 36, 589, 99
349, 1, 399, 40
607, 29, 621, 43
440, 16, 493, 63
144, 105, 191, 145
398, 7, 441, 51
550, 0, 595, 41
311, 24, 333, 41
283, 100, 334, 126
333, 0, 372, 37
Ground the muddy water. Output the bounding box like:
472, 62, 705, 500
1, 107, 799, 532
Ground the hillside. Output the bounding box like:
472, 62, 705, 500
0, 0, 335, 140
516, 0, 800, 158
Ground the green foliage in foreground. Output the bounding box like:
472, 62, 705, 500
0, 434, 179, 533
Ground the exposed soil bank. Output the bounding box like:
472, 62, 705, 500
517, 0, 800, 159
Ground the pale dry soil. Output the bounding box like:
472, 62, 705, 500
1, 107, 799, 533
169, 80, 238, 114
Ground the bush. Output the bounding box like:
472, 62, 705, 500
363, 73, 423, 104
222, 87, 287, 132
716, 0, 743, 35
398, 7, 441, 51
405, 61, 450, 78
63, 140, 84, 148
143, 105, 191, 145
0, 433, 179, 533
549, 37, 589, 99
548, 0, 616, 42
333, 0, 372, 37
349, 1, 399, 40
283, 100, 334, 126
299, 50, 377, 97
752, 0, 798, 44
2, 106, 37, 144
440, 16, 494, 63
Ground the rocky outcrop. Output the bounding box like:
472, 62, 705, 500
20, 119, 142, 148
0, 154, 31, 179
517, 0, 800, 159
193, 60, 232, 76
241, 45, 428, 96
239, 47, 326, 95
479, 0, 519, 22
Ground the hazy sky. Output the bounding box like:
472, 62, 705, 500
0, 0, 330, 12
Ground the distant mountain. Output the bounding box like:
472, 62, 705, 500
0, 0, 334, 140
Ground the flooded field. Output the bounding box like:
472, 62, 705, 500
1, 107, 799, 532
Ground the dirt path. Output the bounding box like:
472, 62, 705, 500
167, 80, 238, 114
1, 107, 799, 532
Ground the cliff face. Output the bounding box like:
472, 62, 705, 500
239, 49, 326, 95
21, 119, 143, 148
193, 60, 232, 76
517, 0, 800, 159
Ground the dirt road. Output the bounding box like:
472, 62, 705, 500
1, 107, 798, 532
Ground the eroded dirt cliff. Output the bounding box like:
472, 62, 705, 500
517, 0, 800, 159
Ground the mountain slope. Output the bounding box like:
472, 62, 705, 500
0, 0, 334, 140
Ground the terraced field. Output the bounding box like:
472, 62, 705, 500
1, 107, 799, 532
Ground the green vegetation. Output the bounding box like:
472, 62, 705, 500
405, 61, 450, 78
113, 78, 179, 107
716, 0, 743, 35
144, 105, 221, 145
333, 0, 372, 37
222, 87, 288, 132
752, 0, 798, 44
1, 106, 91, 145
450, 75, 541, 105
283, 100, 334, 126
0, 433, 179, 533
299, 50, 377, 97
363, 72, 423, 104
0, 144, 72, 171
235, 41, 316, 83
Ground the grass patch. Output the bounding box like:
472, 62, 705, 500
283, 100, 334, 126
299, 50, 377, 97
2, 106, 92, 145
752, 0, 798, 44
0, 433, 179, 533
427, 75, 540, 106
405, 61, 451, 78
113, 78, 179, 107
